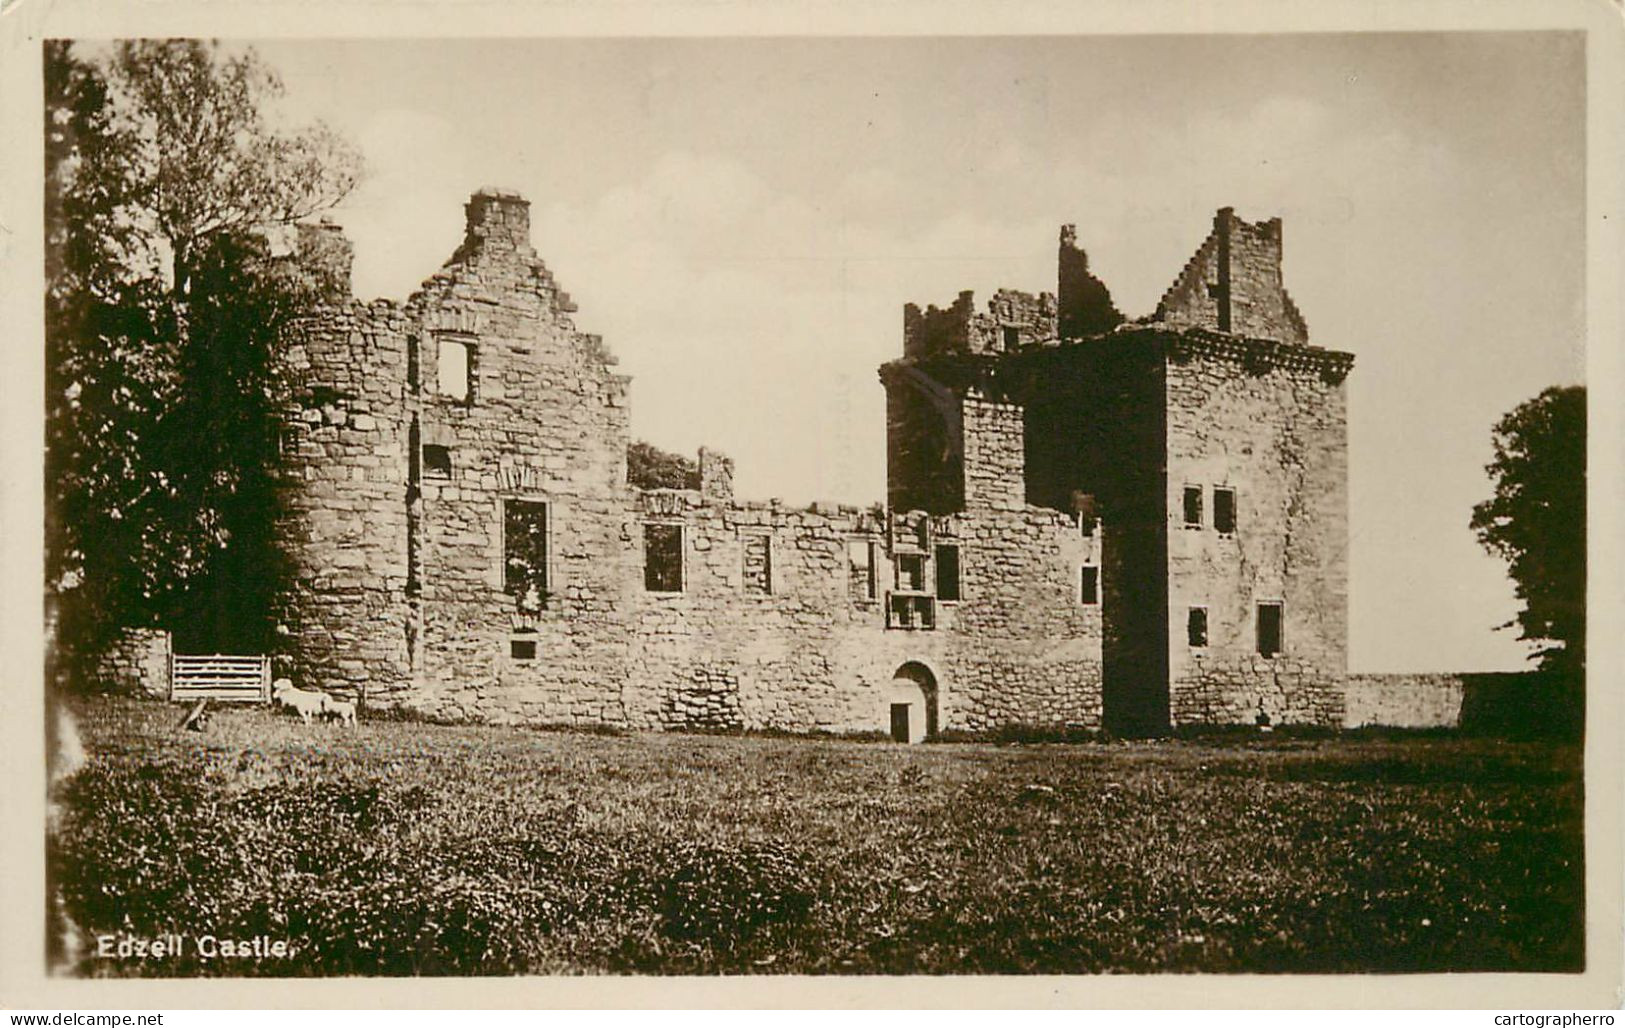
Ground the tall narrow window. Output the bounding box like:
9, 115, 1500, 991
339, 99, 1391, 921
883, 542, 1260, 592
1080, 565, 1100, 605
1183, 485, 1204, 528
1188, 606, 1209, 647
407, 335, 420, 390
934, 544, 960, 601
1257, 602, 1283, 657
503, 499, 548, 613
896, 553, 926, 592
847, 540, 876, 600
407, 419, 421, 485
1002, 326, 1020, 351
1214, 487, 1237, 535
645, 523, 684, 593
741, 533, 772, 595
437, 337, 472, 402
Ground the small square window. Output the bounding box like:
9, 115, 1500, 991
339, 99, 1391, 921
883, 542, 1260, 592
510, 638, 537, 661
423, 444, 452, 479
1188, 607, 1209, 647
1183, 485, 1203, 528
1214, 487, 1237, 535
645, 523, 684, 593
276, 425, 300, 458
896, 553, 926, 592
437, 337, 472, 402
1080, 565, 1100, 605
934, 544, 960, 601
1257, 601, 1283, 657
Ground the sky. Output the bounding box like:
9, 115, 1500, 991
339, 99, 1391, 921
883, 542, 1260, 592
235, 34, 1583, 673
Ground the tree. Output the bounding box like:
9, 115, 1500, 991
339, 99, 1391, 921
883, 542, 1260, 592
106, 40, 360, 299
627, 441, 700, 491
1470, 385, 1586, 672
46, 40, 362, 666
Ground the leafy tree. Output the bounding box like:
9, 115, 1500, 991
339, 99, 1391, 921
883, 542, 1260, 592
627, 440, 700, 491
46, 40, 181, 670
46, 39, 362, 666
1470, 385, 1586, 672
106, 40, 360, 298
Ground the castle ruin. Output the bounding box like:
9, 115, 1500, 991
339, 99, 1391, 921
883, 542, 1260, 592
270, 190, 1353, 738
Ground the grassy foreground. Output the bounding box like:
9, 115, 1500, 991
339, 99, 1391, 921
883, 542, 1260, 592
50, 695, 1583, 976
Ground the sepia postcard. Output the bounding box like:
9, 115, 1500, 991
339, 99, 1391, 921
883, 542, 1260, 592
1, 0, 1620, 1011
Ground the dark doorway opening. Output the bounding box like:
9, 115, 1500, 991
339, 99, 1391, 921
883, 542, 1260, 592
890, 703, 910, 743
889, 662, 939, 742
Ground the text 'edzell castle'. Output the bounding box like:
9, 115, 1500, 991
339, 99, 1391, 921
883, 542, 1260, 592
269, 189, 1354, 739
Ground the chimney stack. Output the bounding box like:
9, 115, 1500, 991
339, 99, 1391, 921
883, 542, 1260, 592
462, 187, 532, 255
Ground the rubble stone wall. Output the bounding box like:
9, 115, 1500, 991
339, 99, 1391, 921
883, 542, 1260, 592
273, 301, 413, 702
1344, 673, 1464, 729
401, 191, 634, 725
93, 627, 172, 698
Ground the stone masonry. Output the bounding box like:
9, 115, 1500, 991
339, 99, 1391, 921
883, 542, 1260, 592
271, 191, 1352, 736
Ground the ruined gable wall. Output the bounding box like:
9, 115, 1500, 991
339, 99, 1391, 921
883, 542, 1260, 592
1163, 338, 1350, 727
1057, 225, 1123, 339
1223, 217, 1309, 345
1154, 209, 1309, 347
404, 193, 636, 725
1154, 224, 1225, 334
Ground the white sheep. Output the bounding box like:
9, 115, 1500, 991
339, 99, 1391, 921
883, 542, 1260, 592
271, 678, 329, 725
324, 697, 357, 728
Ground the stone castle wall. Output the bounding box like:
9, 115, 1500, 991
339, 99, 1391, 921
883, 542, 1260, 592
275, 189, 1108, 734
270, 193, 1352, 736
1344, 674, 1465, 729
272, 301, 413, 702
398, 191, 634, 725
944, 395, 1103, 729
93, 627, 172, 698
1163, 336, 1351, 727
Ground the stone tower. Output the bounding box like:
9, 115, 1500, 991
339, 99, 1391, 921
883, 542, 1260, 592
883, 209, 1353, 734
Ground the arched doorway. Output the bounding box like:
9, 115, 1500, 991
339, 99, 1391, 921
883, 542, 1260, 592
888, 662, 939, 744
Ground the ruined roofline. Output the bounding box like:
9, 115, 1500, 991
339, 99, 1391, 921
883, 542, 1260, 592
1150, 206, 1309, 344
882, 323, 1354, 387
631, 483, 888, 520
628, 443, 888, 517
900, 207, 1315, 359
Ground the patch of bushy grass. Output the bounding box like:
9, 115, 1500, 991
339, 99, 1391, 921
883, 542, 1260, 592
50, 696, 1584, 976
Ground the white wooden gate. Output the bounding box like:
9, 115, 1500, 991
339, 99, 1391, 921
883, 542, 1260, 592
169, 653, 272, 704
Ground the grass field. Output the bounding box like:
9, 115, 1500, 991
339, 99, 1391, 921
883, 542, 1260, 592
49, 695, 1584, 976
